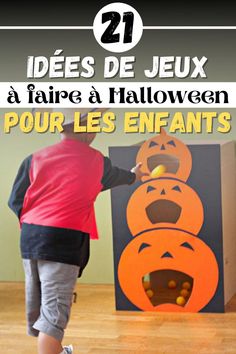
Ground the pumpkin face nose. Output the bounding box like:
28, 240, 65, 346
160, 144, 166, 150
161, 251, 173, 258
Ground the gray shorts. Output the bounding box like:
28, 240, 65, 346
23, 259, 79, 342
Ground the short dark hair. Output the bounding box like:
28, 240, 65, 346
62, 119, 87, 134
62, 123, 74, 134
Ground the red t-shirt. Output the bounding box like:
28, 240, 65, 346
20, 139, 104, 240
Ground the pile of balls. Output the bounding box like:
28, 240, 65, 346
143, 280, 154, 298
168, 280, 192, 306
142, 279, 192, 307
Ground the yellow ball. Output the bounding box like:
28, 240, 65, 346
180, 289, 189, 298
150, 164, 166, 178
146, 289, 154, 298
143, 281, 151, 290
168, 280, 177, 289
182, 282, 191, 290
176, 296, 186, 306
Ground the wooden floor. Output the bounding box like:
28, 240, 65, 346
1, 283, 236, 354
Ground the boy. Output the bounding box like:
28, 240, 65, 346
8, 108, 147, 354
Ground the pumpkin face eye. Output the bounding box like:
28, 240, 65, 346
149, 141, 159, 148
147, 186, 156, 193
172, 185, 181, 192
167, 140, 176, 147
138, 243, 151, 253
180, 242, 194, 251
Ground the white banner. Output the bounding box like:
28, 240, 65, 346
0, 82, 235, 108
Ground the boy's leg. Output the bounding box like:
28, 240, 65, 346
38, 332, 63, 354
38, 334, 73, 354
33, 260, 79, 354
23, 259, 41, 337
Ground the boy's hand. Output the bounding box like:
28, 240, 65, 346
131, 162, 149, 183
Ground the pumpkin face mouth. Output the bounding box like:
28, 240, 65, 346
142, 270, 193, 307
146, 199, 182, 224
147, 154, 180, 175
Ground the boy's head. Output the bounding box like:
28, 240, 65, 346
61, 120, 96, 145
59, 108, 108, 145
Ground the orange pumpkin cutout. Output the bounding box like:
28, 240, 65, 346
127, 179, 204, 236
136, 129, 192, 182
118, 229, 219, 312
